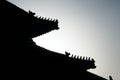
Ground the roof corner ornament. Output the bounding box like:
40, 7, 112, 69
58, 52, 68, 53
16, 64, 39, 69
65, 51, 70, 57
28, 10, 35, 16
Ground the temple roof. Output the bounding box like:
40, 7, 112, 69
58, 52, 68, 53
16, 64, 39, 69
1, 0, 108, 80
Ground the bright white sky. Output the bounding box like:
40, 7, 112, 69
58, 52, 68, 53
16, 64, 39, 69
8, 0, 120, 79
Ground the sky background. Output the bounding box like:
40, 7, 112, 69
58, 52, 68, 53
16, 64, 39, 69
8, 0, 120, 79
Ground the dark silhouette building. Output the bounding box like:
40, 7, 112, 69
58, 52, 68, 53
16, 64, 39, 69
1, 0, 110, 79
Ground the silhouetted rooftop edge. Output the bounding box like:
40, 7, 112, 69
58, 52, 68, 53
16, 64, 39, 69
0, 0, 111, 80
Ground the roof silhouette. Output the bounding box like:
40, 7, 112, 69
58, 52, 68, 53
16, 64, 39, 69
1, 0, 109, 79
